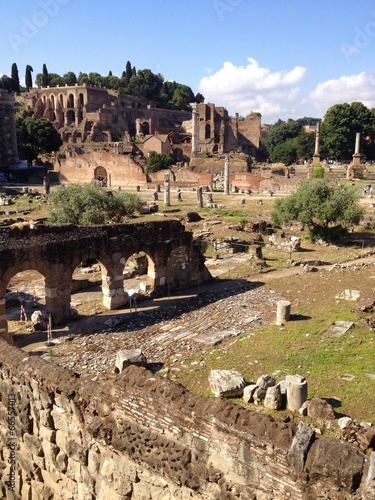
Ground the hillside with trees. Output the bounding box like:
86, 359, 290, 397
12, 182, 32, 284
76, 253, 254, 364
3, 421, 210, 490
1, 61, 204, 112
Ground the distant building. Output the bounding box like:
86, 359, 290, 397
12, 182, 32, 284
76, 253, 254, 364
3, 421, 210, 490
0, 90, 19, 171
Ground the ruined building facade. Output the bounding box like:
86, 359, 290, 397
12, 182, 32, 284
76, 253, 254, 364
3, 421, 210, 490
0, 90, 19, 171
15, 85, 262, 159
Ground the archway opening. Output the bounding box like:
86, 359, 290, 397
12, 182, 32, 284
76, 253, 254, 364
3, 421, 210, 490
121, 252, 155, 300
5, 270, 46, 339
94, 166, 108, 186
71, 259, 102, 316
67, 109, 75, 125
141, 121, 150, 135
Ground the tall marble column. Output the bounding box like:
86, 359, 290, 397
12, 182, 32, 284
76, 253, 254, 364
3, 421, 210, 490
312, 122, 321, 165
352, 132, 361, 166
164, 173, 171, 207
190, 102, 200, 156
224, 155, 230, 195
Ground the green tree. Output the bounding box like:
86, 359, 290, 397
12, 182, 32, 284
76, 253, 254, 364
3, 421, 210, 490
262, 119, 302, 158
146, 151, 173, 173
271, 179, 365, 241
313, 163, 325, 178
11, 63, 20, 92
127, 69, 163, 100
42, 64, 49, 86
48, 184, 145, 225
0, 75, 13, 91
25, 65, 33, 91
63, 71, 77, 85
16, 116, 62, 162
270, 140, 298, 165
321, 102, 375, 161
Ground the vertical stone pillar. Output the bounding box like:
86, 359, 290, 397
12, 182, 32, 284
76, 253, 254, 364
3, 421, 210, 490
355, 132, 360, 154
190, 102, 200, 156
0, 298, 13, 343
164, 173, 171, 207
312, 122, 320, 165
276, 300, 291, 325
286, 375, 308, 411
43, 176, 50, 195
44, 283, 71, 325
197, 186, 203, 208
352, 132, 361, 166
102, 274, 126, 310
224, 155, 230, 195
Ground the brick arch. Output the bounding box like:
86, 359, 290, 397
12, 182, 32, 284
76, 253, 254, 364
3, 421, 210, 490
0, 221, 212, 342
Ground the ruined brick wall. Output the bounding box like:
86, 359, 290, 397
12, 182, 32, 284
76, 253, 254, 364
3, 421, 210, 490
0, 341, 373, 499
56, 151, 147, 187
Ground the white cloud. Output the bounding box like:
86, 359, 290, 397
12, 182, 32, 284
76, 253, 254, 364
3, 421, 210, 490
309, 72, 375, 117
198, 57, 307, 122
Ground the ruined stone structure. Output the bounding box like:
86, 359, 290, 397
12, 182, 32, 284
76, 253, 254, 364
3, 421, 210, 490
0, 221, 211, 342
0, 342, 374, 499
0, 90, 19, 171
16, 86, 262, 159
183, 103, 261, 157
17, 84, 138, 144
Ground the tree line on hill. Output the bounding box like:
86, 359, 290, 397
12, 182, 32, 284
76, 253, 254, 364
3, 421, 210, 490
1, 62, 204, 111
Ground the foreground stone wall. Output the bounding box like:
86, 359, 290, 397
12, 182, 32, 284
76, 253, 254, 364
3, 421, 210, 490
0, 341, 374, 499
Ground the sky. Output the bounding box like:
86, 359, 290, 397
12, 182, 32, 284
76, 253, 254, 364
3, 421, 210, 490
1, 0, 375, 124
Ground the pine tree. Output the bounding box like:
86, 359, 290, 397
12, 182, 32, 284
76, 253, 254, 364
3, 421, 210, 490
11, 63, 20, 92
25, 65, 33, 91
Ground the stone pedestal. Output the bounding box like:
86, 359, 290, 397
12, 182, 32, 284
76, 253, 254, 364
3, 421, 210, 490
276, 300, 291, 325
286, 375, 308, 411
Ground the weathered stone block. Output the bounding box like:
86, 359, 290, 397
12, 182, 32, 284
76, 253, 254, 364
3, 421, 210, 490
115, 348, 147, 373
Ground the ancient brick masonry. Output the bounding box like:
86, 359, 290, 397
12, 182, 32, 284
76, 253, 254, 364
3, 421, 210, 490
0, 341, 374, 499
0, 220, 212, 342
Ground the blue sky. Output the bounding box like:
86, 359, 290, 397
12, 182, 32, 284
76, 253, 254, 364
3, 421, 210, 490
1, 0, 375, 123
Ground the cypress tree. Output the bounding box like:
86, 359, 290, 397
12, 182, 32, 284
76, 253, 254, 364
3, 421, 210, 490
11, 63, 20, 92
25, 65, 33, 91
42, 64, 49, 86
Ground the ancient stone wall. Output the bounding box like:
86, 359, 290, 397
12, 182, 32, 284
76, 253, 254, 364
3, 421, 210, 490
0, 221, 211, 340
0, 341, 373, 499
56, 150, 147, 187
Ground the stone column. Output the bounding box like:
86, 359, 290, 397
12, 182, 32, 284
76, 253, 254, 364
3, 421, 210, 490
312, 122, 320, 165
43, 176, 50, 195
276, 300, 291, 325
286, 375, 308, 411
352, 132, 361, 166
102, 274, 126, 310
164, 173, 171, 207
44, 283, 71, 325
224, 155, 230, 195
355, 132, 360, 154
190, 102, 200, 156
197, 186, 203, 208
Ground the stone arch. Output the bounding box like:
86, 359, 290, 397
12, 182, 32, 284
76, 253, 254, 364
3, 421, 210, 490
50, 94, 55, 110
67, 93, 74, 108
59, 94, 64, 108
94, 166, 108, 186
205, 105, 211, 121
141, 121, 150, 135
67, 109, 75, 125
79, 93, 84, 107
205, 124, 211, 139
